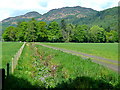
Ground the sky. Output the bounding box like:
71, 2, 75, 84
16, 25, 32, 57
0, 0, 119, 21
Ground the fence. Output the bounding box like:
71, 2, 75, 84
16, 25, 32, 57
0, 42, 26, 89
0, 69, 5, 90
11, 42, 26, 74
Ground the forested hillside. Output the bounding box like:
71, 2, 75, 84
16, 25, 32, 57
2, 6, 118, 31
1, 6, 118, 42
72, 7, 118, 32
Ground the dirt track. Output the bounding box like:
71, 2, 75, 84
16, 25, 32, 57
36, 43, 119, 73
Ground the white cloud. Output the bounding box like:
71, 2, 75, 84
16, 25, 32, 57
0, 10, 10, 20
79, 0, 119, 11
0, 0, 119, 21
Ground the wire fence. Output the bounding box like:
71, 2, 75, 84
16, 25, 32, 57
0, 42, 26, 89
11, 42, 26, 74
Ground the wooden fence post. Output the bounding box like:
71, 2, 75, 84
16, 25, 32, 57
7, 63, 9, 78
2, 69, 5, 90
0, 69, 5, 90
11, 58, 14, 74
0, 69, 2, 90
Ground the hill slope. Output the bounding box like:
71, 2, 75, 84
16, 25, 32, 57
72, 7, 118, 31
1, 6, 97, 30
1, 6, 118, 32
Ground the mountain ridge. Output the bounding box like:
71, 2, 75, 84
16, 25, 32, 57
1, 6, 118, 32
2, 6, 97, 22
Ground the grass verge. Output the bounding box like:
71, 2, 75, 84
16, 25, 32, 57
2, 42, 23, 68
42, 43, 118, 61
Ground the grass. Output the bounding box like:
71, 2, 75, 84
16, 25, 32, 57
42, 43, 118, 61
5, 42, 119, 89
2, 42, 23, 69
35, 44, 119, 88
4, 43, 44, 89
12, 43, 44, 88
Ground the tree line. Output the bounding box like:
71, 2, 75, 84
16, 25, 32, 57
2, 19, 118, 43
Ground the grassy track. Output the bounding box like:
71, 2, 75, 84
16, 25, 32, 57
2, 42, 23, 68
6, 43, 119, 89
42, 43, 118, 61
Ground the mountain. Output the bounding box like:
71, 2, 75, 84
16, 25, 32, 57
1, 6, 97, 30
2, 6, 97, 22
1, 11, 42, 31
23, 11, 41, 17
42, 6, 97, 21
71, 7, 118, 31
2, 11, 42, 23
1, 6, 118, 32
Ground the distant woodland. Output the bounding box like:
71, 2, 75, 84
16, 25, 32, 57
2, 19, 118, 43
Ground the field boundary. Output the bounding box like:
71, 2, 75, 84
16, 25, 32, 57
11, 42, 26, 73
36, 43, 119, 73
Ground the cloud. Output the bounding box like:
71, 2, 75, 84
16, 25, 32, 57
101, 2, 113, 9
0, 10, 10, 20
10, 10, 30, 16
78, 0, 119, 11
40, 1, 48, 7
0, 0, 119, 21
119, 1, 120, 6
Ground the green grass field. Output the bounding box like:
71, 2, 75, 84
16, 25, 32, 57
2, 42, 23, 68
42, 43, 118, 61
5, 42, 119, 89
